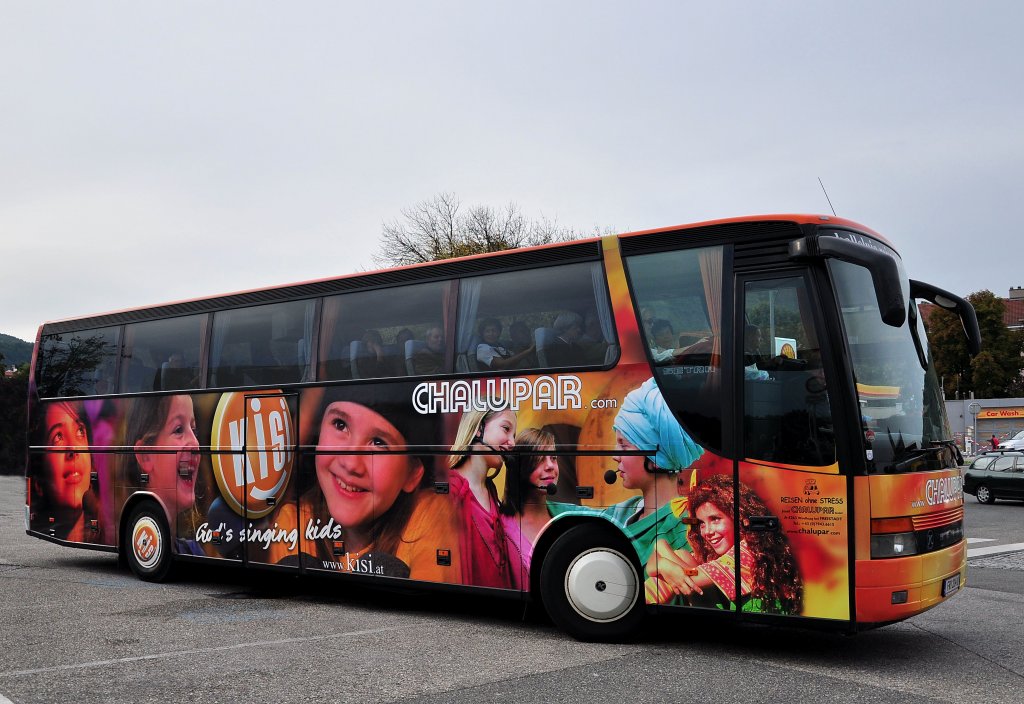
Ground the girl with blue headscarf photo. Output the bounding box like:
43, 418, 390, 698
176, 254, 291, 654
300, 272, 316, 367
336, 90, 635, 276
549, 377, 704, 574
603, 377, 703, 566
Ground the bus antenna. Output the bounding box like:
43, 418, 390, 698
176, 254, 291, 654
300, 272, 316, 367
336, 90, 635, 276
818, 177, 837, 216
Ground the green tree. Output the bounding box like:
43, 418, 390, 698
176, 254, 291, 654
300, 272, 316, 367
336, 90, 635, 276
35, 332, 114, 397
926, 290, 1024, 398
0, 365, 29, 475
375, 192, 596, 266
970, 351, 1004, 398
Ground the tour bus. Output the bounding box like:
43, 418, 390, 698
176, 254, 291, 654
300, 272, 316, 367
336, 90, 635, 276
26, 214, 980, 641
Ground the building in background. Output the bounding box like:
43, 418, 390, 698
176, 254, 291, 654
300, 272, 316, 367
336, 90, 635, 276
946, 397, 1024, 454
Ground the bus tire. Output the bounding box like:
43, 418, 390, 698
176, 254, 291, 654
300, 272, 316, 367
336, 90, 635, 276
976, 485, 994, 504
124, 502, 173, 582
539, 524, 644, 642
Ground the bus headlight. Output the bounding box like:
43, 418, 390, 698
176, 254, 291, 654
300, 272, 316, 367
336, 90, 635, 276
871, 531, 918, 558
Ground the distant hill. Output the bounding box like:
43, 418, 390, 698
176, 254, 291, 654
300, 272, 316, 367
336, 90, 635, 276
0, 333, 32, 367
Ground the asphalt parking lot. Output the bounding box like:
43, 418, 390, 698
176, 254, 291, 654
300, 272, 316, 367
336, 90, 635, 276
3, 474, 1024, 704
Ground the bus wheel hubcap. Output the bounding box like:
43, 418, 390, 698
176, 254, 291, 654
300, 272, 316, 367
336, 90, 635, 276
564, 548, 637, 622
131, 516, 162, 570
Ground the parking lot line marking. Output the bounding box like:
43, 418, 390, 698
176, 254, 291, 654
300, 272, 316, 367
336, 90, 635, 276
966, 538, 996, 544
0, 691, 14, 703
967, 542, 1024, 558
0, 624, 410, 679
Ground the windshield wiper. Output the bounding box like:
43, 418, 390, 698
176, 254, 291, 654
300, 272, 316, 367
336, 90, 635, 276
888, 446, 944, 472
930, 439, 964, 467
887, 441, 960, 473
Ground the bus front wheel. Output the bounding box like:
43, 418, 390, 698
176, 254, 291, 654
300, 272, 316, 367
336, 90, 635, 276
539, 525, 644, 642
124, 503, 173, 582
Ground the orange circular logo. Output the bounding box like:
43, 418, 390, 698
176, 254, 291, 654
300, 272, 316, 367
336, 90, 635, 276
132, 519, 160, 568
211, 392, 295, 518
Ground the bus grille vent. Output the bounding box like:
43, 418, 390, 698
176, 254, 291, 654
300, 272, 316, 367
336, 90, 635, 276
912, 506, 964, 531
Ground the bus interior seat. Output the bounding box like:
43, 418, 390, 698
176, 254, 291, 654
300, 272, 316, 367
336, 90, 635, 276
457, 336, 480, 373
534, 327, 557, 367
123, 357, 153, 393
350, 340, 398, 379
158, 362, 194, 390
350, 340, 368, 379
212, 342, 249, 387
266, 338, 301, 383
381, 343, 402, 377
405, 340, 426, 375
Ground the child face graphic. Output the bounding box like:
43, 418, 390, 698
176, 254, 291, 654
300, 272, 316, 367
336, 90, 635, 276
476, 410, 516, 469
139, 395, 200, 511
612, 431, 650, 492
528, 446, 559, 489
315, 402, 423, 536
42, 403, 91, 510
696, 501, 735, 557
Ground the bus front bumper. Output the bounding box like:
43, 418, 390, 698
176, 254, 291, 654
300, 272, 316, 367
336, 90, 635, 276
855, 540, 966, 623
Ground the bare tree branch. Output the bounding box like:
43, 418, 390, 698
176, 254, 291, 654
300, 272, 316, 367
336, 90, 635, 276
375, 193, 597, 267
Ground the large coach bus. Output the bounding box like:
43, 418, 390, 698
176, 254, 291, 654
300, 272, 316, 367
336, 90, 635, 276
26, 214, 980, 640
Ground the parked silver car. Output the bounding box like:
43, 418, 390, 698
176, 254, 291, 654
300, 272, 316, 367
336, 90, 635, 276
999, 430, 1024, 451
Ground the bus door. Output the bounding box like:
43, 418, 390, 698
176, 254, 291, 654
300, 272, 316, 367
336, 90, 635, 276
732, 271, 851, 620
241, 392, 300, 568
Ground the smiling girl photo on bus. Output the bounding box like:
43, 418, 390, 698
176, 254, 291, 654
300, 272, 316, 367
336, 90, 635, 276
646, 474, 803, 614
448, 405, 518, 588
285, 387, 458, 581
32, 401, 97, 542
121, 394, 205, 555
499, 426, 560, 589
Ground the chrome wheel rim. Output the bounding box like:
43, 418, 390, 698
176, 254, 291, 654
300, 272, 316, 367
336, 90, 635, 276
977, 486, 990, 503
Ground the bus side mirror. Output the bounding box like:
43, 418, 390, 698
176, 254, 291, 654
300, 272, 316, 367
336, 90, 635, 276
910, 279, 982, 356
789, 236, 906, 328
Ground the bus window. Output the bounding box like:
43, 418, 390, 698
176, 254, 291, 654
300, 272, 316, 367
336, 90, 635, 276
36, 326, 121, 398
120, 315, 207, 393
209, 300, 315, 388
742, 276, 835, 467
625, 246, 724, 452
454, 262, 614, 374
319, 280, 450, 381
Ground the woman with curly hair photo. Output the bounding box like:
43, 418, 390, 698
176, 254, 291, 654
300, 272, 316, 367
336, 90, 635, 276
646, 474, 803, 614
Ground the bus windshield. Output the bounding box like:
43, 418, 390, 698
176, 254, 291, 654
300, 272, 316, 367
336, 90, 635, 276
829, 258, 955, 474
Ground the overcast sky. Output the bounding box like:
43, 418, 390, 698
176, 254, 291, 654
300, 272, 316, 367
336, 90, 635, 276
2, 2, 1021, 343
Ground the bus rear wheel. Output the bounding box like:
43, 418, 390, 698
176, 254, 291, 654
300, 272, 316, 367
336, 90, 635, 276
539, 525, 644, 642
124, 503, 173, 582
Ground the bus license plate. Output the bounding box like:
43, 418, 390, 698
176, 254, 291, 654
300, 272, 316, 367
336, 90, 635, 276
942, 574, 960, 597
